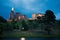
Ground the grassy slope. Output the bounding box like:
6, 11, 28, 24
1, 31, 60, 38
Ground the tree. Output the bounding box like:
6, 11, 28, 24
0, 16, 7, 35
0, 16, 7, 23
12, 19, 17, 29
0, 23, 3, 35
5, 22, 13, 31
45, 10, 56, 23
21, 20, 28, 31
45, 25, 53, 35
57, 20, 60, 25
16, 21, 22, 30
37, 16, 41, 23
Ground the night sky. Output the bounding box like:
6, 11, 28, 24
0, 0, 60, 20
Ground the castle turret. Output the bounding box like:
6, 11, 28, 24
9, 7, 15, 20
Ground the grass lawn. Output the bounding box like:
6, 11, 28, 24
1, 31, 60, 38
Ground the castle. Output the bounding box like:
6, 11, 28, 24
7, 8, 27, 22
29, 13, 45, 20
7, 8, 45, 22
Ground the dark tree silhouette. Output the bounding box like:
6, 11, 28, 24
0, 16, 7, 23
37, 16, 41, 19
57, 20, 60, 25
0, 16, 7, 35
21, 20, 28, 31
0, 23, 3, 35
44, 10, 55, 34
45, 25, 53, 35
12, 19, 18, 29
45, 10, 56, 23
37, 16, 41, 23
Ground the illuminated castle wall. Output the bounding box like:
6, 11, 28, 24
32, 13, 45, 19
7, 8, 27, 22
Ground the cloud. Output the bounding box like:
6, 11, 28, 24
3, 0, 47, 13
9, 0, 21, 4
21, 0, 46, 13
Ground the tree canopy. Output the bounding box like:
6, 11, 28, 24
45, 10, 56, 23
0, 16, 7, 23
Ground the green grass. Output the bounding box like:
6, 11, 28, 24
2, 31, 60, 38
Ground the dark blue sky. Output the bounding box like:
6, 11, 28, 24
0, 0, 60, 20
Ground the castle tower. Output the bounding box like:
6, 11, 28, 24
15, 12, 22, 21
9, 7, 15, 20
32, 13, 37, 19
